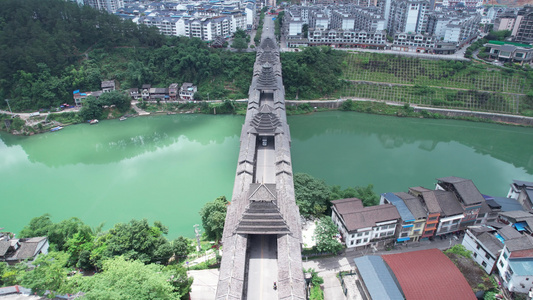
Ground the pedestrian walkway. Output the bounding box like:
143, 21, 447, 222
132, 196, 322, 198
131, 101, 150, 116
188, 269, 219, 300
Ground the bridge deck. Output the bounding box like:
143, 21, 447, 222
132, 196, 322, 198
216, 16, 305, 300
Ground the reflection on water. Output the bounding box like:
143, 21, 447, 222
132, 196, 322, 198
0, 112, 532, 238
288, 111, 533, 197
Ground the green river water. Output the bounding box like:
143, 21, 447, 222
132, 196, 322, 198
1, 111, 532, 238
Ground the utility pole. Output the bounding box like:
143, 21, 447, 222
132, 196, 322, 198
5, 99, 12, 114
194, 224, 201, 252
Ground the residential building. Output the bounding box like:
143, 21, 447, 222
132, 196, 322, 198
149, 88, 169, 101
392, 32, 435, 52
486, 196, 524, 212
497, 235, 533, 294
141, 84, 151, 100
508, 180, 533, 210
179, 83, 197, 100
380, 193, 416, 243
169, 83, 179, 100
84, 0, 124, 13
0, 236, 49, 265
462, 227, 504, 274
498, 211, 533, 235
514, 7, 533, 44
395, 192, 427, 242
409, 186, 441, 239
330, 11, 355, 31
436, 176, 484, 229
101, 80, 116, 92
309, 12, 329, 30
307, 29, 386, 49
331, 198, 400, 249
388, 0, 430, 35
129, 88, 140, 100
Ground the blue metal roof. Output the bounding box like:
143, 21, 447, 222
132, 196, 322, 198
489, 197, 523, 212
509, 258, 533, 276
354, 256, 404, 300
382, 193, 415, 222
514, 222, 527, 231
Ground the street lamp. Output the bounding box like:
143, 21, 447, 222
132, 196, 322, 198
5, 99, 12, 114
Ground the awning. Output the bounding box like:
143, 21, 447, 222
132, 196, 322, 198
514, 222, 527, 231
397, 237, 410, 242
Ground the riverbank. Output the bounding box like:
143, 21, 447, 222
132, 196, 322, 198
2, 97, 532, 136
286, 98, 533, 127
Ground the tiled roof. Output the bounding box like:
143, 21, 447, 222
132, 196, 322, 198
476, 232, 504, 257
395, 192, 427, 219
331, 198, 364, 214
382, 248, 477, 300
507, 235, 533, 256
0, 240, 10, 256
332, 199, 400, 232
498, 226, 522, 241
437, 176, 484, 206
353, 256, 404, 300
433, 190, 463, 216
513, 180, 533, 189
420, 190, 442, 214
500, 210, 533, 222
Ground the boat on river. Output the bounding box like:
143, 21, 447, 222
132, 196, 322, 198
89, 119, 99, 125
50, 126, 63, 132
119, 116, 127, 121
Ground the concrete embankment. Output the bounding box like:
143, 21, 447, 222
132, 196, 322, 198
286, 99, 533, 126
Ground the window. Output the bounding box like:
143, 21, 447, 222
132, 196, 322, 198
485, 253, 491, 259
363, 238, 368, 243
482, 261, 487, 267
499, 260, 504, 268
350, 241, 354, 245
476, 245, 481, 250
356, 239, 361, 244
474, 253, 478, 258
503, 252, 508, 259
415, 223, 422, 228
388, 224, 396, 229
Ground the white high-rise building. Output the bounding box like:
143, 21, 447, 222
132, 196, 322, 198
84, 0, 124, 13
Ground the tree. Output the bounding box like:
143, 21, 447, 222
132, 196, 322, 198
97, 90, 131, 112
164, 264, 193, 299
20, 252, 71, 297
19, 214, 54, 239
172, 237, 194, 259
294, 173, 331, 218
313, 217, 343, 254
74, 256, 179, 300
329, 184, 379, 207
232, 38, 248, 51
200, 196, 228, 242
102, 219, 172, 264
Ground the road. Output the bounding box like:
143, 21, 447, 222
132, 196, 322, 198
246, 235, 278, 300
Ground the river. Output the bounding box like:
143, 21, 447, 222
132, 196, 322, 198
0, 111, 532, 238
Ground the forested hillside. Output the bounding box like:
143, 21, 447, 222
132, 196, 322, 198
0, 0, 255, 111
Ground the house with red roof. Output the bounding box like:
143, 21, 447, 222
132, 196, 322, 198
382, 248, 477, 300
331, 198, 400, 249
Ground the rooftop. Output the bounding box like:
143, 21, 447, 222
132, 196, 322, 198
437, 176, 484, 206
382, 248, 476, 300
332, 198, 400, 232
353, 256, 404, 300
396, 192, 427, 219
382, 193, 415, 222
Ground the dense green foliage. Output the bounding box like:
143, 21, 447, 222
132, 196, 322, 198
72, 257, 191, 300
232, 29, 249, 51
445, 244, 472, 258
294, 173, 380, 218
0, 0, 163, 111
4, 216, 194, 298
305, 268, 324, 300
294, 173, 331, 218
199, 196, 228, 242
282, 46, 346, 100
313, 217, 343, 254
330, 184, 379, 207
0, 0, 255, 112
